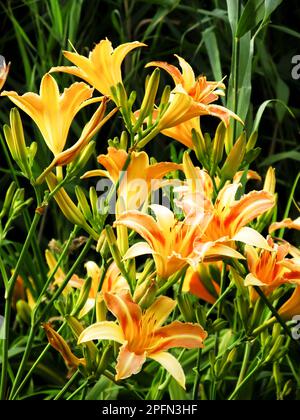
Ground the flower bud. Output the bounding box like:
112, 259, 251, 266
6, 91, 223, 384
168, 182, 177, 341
67, 141, 96, 176
246, 130, 258, 153
191, 128, 208, 168
221, 132, 246, 181
177, 293, 194, 322
16, 300, 32, 324
134, 279, 158, 310
0, 181, 16, 219
135, 68, 160, 129
210, 121, 226, 176
75, 186, 93, 221
96, 295, 107, 322
71, 277, 92, 317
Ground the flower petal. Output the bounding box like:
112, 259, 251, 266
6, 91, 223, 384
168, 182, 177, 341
149, 351, 186, 389
232, 227, 272, 249
123, 242, 154, 259
78, 321, 125, 344
104, 291, 142, 341
152, 320, 207, 352
144, 296, 176, 329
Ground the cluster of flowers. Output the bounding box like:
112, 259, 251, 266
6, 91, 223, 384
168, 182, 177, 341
1, 39, 299, 389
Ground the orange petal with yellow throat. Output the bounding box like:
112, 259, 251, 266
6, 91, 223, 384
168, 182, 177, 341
115, 342, 146, 381
151, 320, 207, 353
103, 292, 142, 340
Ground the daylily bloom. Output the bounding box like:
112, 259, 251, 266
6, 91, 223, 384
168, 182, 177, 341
82, 147, 181, 213
182, 264, 220, 304
244, 237, 291, 301
146, 55, 242, 147
269, 217, 300, 234
178, 153, 275, 258
0, 55, 10, 91
114, 204, 242, 279
50, 38, 146, 97
1, 73, 102, 156
78, 291, 207, 388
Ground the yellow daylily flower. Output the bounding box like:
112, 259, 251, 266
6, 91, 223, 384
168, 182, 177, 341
179, 153, 275, 259
50, 38, 146, 97
1, 73, 102, 156
78, 291, 207, 388
146, 55, 242, 147
82, 146, 181, 213
0, 56, 10, 91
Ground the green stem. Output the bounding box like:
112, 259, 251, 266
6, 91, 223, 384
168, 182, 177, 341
10, 323, 66, 400
228, 360, 261, 400
53, 371, 81, 400
192, 348, 202, 400
66, 379, 89, 400
236, 341, 251, 387
0, 210, 41, 400
9, 237, 93, 399
253, 286, 293, 340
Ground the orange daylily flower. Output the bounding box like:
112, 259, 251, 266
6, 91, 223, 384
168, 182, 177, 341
182, 263, 221, 304
82, 147, 181, 213
78, 291, 207, 388
146, 55, 242, 147
1, 74, 103, 156
50, 38, 146, 97
114, 204, 242, 280
244, 237, 291, 301
0, 56, 10, 91
178, 153, 275, 258
269, 217, 300, 234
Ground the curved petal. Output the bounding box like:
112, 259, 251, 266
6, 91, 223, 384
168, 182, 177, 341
104, 291, 142, 342
114, 210, 165, 250
244, 273, 267, 287
174, 55, 195, 92
150, 204, 175, 233
113, 41, 147, 70
78, 321, 125, 344
227, 190, 275, 232
115, 342, 146, 380
149, 351, 186, 389
232, 227, 272, 250
145, 61, 183, 85
143, 296, 176, 330
123, 242, 154, 260
146, 162, 182, 181
152, 321, 207, 352
269, 217, 300, 234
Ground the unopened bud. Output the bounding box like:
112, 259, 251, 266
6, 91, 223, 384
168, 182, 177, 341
71, 277, 92, 317
221, 132, 246, 181
16, 300, 32, 324
177, 293, 194, 322
210, 121, 226, 176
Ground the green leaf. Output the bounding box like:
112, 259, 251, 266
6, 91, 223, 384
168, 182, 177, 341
252, 99, 295, 134
260, 150, 300, 166
236, 0, 265, 38
226, 0, 240, 35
